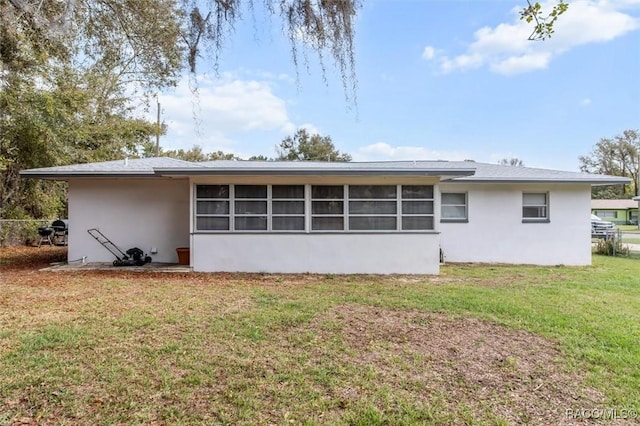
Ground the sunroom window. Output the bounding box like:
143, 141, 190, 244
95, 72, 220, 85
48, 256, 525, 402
401, 185, 434, 230
195, 184, 436, 232
234, 185, 268, 231
348, 185, 397, 230
195, 185, 230, 231
272, 185, 305, 231
311, 185, 345, 231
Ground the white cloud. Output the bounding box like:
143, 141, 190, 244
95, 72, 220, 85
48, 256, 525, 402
581, 98, 592, 106
298, 123, 321, 135
150, 73, 295, 153
354, 142, 472, 162
422, 46, 436, 60
435, 0, 639, 75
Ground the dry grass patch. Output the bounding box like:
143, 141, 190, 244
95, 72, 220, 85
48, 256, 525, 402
311, 304, 605, 425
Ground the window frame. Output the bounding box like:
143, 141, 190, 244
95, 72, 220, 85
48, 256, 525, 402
440, 192, 468, 223
522, 192, 550, 223
596, 210, 617, 219
194, 184, 437, 233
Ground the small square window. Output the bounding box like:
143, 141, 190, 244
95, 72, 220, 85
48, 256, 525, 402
441, 192, 467, 222
523, 193, 549, 222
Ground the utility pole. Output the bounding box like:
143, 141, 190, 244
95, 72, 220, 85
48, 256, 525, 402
155, 100, 161, 157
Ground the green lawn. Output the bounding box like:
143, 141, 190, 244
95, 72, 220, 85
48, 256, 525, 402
1, 248, 639, 425
618, 224, 640, 234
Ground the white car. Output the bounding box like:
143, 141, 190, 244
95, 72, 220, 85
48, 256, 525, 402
591, 214, 616, 238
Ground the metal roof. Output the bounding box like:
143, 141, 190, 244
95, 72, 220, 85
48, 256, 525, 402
19, 157, 195, 178
19, 157, 630, 185
445, 162, 630, 185
154, 160, 477, 177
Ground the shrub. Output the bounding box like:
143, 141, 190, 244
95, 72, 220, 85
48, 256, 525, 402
594, 236, 629, 256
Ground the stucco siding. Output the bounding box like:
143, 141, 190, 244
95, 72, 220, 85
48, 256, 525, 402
439, 183, 592, 265
68, 179, 190, 263
192, 233, 440, 274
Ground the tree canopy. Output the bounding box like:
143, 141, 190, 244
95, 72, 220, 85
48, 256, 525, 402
579, 130, 640, 199
277, 129, 351, 162
0, 0, 570, 219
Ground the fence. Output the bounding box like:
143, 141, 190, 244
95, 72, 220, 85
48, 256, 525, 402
0, 219, 53, 247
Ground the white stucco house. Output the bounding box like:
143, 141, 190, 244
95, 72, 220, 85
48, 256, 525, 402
21, 158, 628, 274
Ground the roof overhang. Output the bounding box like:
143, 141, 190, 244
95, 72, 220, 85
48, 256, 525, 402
450, 177, 632, 186
153, 167, 476, 179
19, 171, 157, 180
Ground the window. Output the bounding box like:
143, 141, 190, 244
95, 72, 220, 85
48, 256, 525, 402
234, 185, 267, 231
195, 184, 305, 231
311, 185, 344, 231
195, 185, 230, 230
195, 184, 436, 232
401, 185, 434, 230
441, 192, 468, 222
348, 185, 397, 230
522, 193, 549, 221
272, 185, 305, 231
596, 210, 617, 218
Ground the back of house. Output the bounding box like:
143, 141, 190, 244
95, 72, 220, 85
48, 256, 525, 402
21, 158, 628, 274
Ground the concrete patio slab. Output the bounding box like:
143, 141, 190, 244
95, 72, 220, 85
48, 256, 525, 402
41, 261, 192, 273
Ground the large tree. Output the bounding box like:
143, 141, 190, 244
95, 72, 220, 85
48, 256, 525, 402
579, 130, 640, 199
0, 66, 160, 218
277, 129, 351, 162
0, 0, 568, 219
1, 1, 569, 97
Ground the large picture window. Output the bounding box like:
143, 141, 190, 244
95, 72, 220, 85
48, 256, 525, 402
522, 193, 549, 222
195, 184, 435, 232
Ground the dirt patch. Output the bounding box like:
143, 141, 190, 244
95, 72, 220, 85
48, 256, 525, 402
311, 304, 613, 425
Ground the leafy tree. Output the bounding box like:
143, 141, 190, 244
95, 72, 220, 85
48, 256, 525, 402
2, 1, 569, 102
579, 130, 640, 198
499, 158, 525, 167
0, 67, 160, 218
159, 145, 239, 162
248, 155, 271, 161
520, 1, 569, 40
277, 129, 351, 162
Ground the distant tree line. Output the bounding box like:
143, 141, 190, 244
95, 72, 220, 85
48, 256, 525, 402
0, 128, 348, 219
579, 130, 640, 199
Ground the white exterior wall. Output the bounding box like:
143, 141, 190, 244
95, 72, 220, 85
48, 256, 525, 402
439, 183, 592, 265
68, 179, 190, 263
189, 175, 441, 274
192, 233, 440, 274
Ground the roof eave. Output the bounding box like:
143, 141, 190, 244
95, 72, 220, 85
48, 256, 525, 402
450, 178, 631, 185
19, 171, 156, 180
153, 167, 476, 177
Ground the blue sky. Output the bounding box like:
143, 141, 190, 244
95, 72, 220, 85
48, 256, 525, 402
149, 0, 640, 171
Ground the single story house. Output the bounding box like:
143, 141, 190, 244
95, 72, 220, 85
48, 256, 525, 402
21, 158, 628, 274
591, 199, 638, 225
